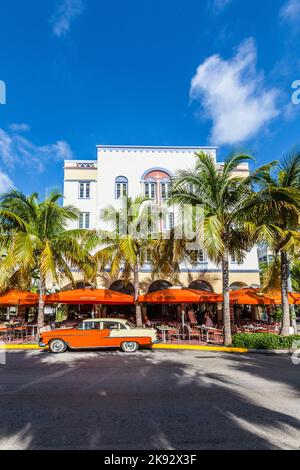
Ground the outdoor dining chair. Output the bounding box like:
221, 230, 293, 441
187, 325, 201, 341
0, 325, 8, 342
167, 325, 181, 341
207, 328, 224, 344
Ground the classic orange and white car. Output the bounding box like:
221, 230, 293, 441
39, 318, 157, 353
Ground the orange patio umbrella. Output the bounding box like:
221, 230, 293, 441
138, 288, 220, 304
228, 288, 274, 305
228, 288, 300, 305
0, 290, 39, 306
260, 289, 300, 305
45, 288, 134, 305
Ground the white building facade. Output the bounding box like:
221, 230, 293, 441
63, 145, 261, 293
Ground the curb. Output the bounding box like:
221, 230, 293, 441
247, 348, 292, 355
0, 344, 43, 350
0, 344, 293, 355
152, 344, 248, 353
0, 344, 247, 353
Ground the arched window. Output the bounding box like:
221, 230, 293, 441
110, 280, 135, 295
115, 176, 128, 199
189, 280, 214, 293
142, 168, 172, 201
148, 280, 173, 293
229, 282, 248, 291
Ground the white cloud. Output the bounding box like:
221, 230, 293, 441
0, 169, 13, 193
51, 0, 84, 37
279, 0, 300, 23
212, 0, 232, 12
190, 38, 280, 145
9, 123, 31, 132
0, 127, 73, 173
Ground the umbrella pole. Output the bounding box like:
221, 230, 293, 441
181, 303, 186, 339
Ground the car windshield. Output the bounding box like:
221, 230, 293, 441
125, 321, 135, 329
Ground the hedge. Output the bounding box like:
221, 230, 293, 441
232, 333, 300, 350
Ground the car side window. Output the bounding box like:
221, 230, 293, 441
82, 322, 101, 330
102, 322, 126, 330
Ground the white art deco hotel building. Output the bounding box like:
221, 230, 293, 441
63, 145, 260, 294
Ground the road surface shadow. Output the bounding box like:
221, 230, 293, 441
0, 350, 299, 450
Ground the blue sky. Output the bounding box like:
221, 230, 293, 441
1, 0, 300, 196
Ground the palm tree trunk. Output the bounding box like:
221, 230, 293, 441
280, 250, 290, 337
287, 266, 297, 334
37, 276, 45, 333
222, 250, 232, 346
133, 263, 143, 327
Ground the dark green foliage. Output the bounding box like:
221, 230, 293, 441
232, 333, 300, 350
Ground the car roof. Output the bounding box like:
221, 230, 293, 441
82, 318, 129, 324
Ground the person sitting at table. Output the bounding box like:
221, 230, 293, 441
203, 311, 214, 327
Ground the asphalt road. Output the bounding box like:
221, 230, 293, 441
0, 349, 299, 450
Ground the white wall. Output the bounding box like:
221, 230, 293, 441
96, 146, 217, 213
63, 145, 260, 276
63, 180, 98, 230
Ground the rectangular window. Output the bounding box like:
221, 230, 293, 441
231, 254, 237, 263
116, 183, 121, 199
116, 182, 127, 199
85, 212, 90, 229
150, 183, 155, 199
145, 183, 156, 199
162, 213, 174, 231
161, 182, 171, 199
198, 250, 205, 263
144, 249, 151, 263
79, 212, 90, 229
78, 182, 91, 199
162, 214, 167, 231
122, 183, 127, 196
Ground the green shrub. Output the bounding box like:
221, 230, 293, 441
232, 333, 300, 350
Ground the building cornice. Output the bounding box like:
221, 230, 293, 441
97, 145, 218, 151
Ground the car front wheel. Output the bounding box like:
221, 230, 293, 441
49, 339, 67, 354
121, 341, 139, 353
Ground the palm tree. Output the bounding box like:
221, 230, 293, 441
150, 227, 190, 275
172, 151, 255, 346
94, 196, 153, 327
0, 190, 95, 330
291, 258, 300, 292
241, 152, 300, 336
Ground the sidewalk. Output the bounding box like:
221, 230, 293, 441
0, 341, 247, 353
0, 342, 293, 354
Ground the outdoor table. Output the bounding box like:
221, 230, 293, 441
2, 324, 15, 341
26, 324, 38, 339
197, 326, 219, 343
157, 326, 175, 343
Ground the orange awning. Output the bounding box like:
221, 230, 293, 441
45, 289, 134, 305
0, 290, 39, 306
138, 288, 220, 304
228, 288, 300, 305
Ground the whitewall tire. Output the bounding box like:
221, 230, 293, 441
121, 341, 139, 353
49, 339, 67, 354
